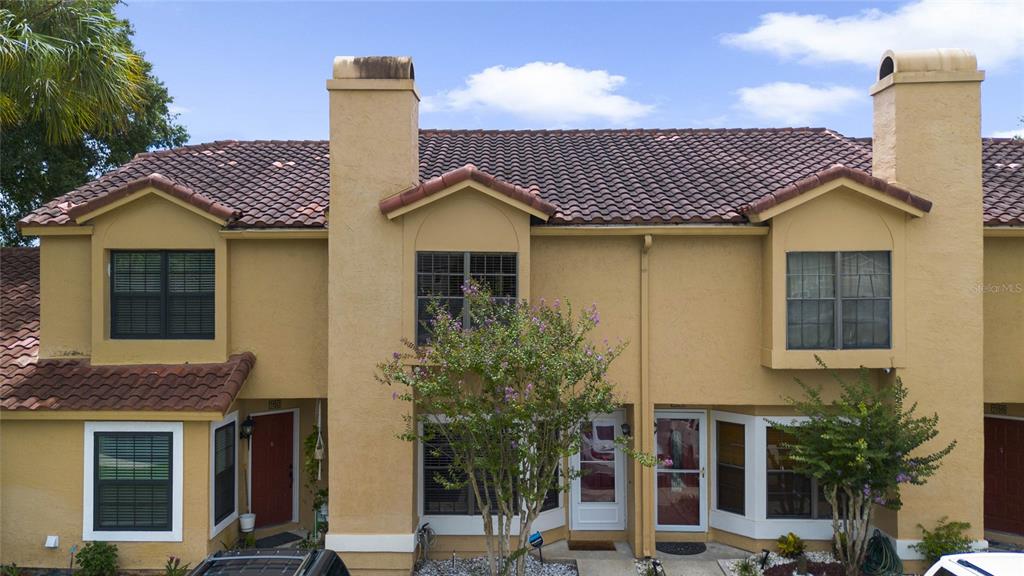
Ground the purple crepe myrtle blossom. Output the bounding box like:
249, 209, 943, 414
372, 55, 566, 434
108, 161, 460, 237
525, 382, 534, 396
660, 458, 673, 467
896, 473, 911, 484
873, 495, 887, 505
862, 485, 872, 497
553, 298, 561, 309
504, 387, 518, 401
392, 352, 401, 360
461, 282, 480, 296
392, 391, 399, 400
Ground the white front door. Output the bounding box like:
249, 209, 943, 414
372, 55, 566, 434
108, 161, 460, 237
570, 411, 626, 530
654, 410, 707, 532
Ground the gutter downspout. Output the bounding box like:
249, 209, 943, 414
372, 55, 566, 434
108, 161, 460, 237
640, 234, 654, 556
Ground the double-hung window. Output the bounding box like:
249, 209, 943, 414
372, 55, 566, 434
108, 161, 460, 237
84, 422, 183, 541
716, 421, 745, 515
210, 414, 237, 536
415, 252, 517, 345
765, 427, 832, 520
786, 251, 891, 350
422, 425, 558, 516
110, 251, 215, 339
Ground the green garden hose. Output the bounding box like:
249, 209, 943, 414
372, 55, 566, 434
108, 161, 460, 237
862, 529, 904, 576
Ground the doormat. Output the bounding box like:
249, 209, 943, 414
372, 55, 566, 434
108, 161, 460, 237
255, 531, 303, 548
655, 542, 707, 555
567, 540, 617, 551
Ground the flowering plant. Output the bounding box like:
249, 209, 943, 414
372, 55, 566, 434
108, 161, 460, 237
771, 359, 955, 576
379, 281, 651, 576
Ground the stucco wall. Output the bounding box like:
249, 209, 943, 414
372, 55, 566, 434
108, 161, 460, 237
229, 240, 328, 398
0, 420, 211, 569
983, 237, 1024, 403
88, 192, 229, 365
39, 236, 92, 359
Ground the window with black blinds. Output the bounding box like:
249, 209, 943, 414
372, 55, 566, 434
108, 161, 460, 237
422, 428, 558, 516
786, 251, 890, 350
416, 252, 517, 345
95, 432, 173, 531
111, 251, 214, 339
213, 422, 236, 524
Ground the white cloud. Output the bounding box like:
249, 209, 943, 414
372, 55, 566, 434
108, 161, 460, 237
722, 0, 1024, 69
992, 127, 1024, 138
168, 104, 191, 115
423, 62, 654, 125
735, 82, 864, 125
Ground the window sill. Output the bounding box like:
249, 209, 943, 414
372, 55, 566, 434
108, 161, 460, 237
84, 528, 182, 542
710, 509, 834, 540
760, 347, 904, 370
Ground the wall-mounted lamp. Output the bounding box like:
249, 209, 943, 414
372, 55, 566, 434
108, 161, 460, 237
620, 423, 632, 437
240, 416, 255, 440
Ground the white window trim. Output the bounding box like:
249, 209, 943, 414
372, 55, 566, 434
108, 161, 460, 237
709, 412, 833, 541
209, 411, 239, 538
416, 419, 565, 536
83, 421, 184, 542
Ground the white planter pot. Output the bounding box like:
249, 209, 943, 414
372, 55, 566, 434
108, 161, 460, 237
239, 513, 256, 533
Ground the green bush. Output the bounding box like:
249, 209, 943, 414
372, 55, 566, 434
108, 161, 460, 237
2, 563, 23, 576
912, 517, 972, 566
734, 557, 759, 576
777, 532, 807, 559
75, 542, 119, 576
164, 556, 190, 576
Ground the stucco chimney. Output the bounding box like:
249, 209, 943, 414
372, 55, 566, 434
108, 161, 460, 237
870, 49, 986, 544
324, 57, 419, 561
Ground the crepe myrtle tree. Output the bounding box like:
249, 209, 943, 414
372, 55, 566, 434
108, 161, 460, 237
378, 281, 652, 576
773, 359, 956, 576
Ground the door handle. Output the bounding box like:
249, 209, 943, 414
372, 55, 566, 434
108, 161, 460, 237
700, 467, 705, 479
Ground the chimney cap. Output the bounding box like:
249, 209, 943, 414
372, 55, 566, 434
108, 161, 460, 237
878, 49, 977, 80
334, 56, 415, 80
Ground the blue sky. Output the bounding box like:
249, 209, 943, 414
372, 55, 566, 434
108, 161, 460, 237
118, 1, 1024, 145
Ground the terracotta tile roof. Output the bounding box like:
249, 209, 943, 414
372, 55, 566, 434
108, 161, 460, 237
21, 140, 329, 229
982, 138, 1024, 226
379, 164, 557, 217
740, 164, 932, 217
1, 247, 255, 412
66, 173, 239, 223
17, 131, 1023, 229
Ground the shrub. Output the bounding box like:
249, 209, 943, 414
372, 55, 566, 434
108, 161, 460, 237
164, 556, 190, 576
912, 517, 972, 566
75, 542, 118, 576
734, 557, 759, 576
777, 532, 806, 559
2, 564, 23, 576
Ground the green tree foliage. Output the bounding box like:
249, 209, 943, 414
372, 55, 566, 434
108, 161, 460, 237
0, 1, 188, 245
774, 360, 956, 576
379, 282, 651, 576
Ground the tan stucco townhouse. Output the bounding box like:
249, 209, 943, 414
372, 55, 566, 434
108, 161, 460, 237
1, 49, 1022, 575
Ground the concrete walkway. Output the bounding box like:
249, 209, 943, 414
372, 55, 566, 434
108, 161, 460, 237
539, 541, 747, 576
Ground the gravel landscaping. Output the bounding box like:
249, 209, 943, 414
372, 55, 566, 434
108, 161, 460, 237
416, 555, 577, 576
720, 551, 842, 576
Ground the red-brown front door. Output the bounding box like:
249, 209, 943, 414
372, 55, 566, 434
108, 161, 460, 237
251, 411, 294, 528
985, 416, 1024, 535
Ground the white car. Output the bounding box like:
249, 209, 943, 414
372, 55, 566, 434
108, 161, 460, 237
922, 552, 1024, 576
